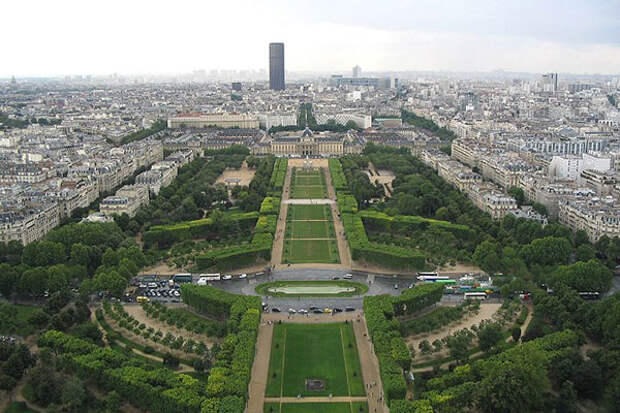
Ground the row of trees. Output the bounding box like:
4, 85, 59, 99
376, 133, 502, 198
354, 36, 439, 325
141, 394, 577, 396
0, 222, 145, 299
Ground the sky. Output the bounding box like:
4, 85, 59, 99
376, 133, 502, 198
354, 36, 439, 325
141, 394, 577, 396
2, 0, 620, 77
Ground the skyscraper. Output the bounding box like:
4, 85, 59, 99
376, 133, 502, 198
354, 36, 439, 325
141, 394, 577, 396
352, 65, 361, 78
269, 43, 285, 91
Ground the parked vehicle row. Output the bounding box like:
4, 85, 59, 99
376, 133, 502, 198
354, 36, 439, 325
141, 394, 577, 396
270, 306, 356, 314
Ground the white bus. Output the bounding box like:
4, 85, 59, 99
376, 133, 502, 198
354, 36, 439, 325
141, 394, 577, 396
464, 292, 487, 300
197, 274, 221, 285
417, 272, 450, 282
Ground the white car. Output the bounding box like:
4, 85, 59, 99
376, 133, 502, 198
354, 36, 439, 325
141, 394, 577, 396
298, 309, 308, 314
239, 273, 247, 279
288, 308, 296, 314
343, 274, 353, 279
222, 275, 232, 280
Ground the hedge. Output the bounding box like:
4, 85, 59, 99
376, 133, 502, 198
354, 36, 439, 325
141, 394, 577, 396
364, 295, 407, 403
143, 212, 259, 249
337, 193, 358, 214
194, 200, 276, 270
180, 285, 239, 319
393, 283, 444, 317
342, 213, 426, 269
38, 330, 206, 413
329, 158, 348, 191
259, 197, 281, 215
360, 210, 472, 239
269, 158, 288, 190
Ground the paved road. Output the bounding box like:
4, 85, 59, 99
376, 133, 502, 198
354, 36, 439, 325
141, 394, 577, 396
204, 268, 467, 311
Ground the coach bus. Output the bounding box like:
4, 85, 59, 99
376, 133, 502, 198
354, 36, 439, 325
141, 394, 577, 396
172, 273, 193, 283
416, 272, 450, 282
464, 292, 487, 300
435, 279, 457, 285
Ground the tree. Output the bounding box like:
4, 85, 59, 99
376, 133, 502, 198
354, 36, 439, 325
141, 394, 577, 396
22, 240, 66, 267
477, 322, 503, 353
575, 244, 597, 262
419, 340, 433, 355
477, 346, 549, 413
553, 259, 613, 293
473, 241, 502, 273
61, 377, 86, 411
511, 326, 521, 342
507, 187, 525, 206
106, 390, 122, 412
0, 264, 18, 298
446, 329, 474, 364
93, 270, 126, 297
556, 380, 578, 413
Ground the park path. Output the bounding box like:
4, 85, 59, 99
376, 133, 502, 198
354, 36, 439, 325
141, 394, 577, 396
353, 312, 388, 413
252, 312, 386, 413
270, 165, 292, 267
246, 315, 275, 413
411, 303, 534, 373
324, 164, 352, 268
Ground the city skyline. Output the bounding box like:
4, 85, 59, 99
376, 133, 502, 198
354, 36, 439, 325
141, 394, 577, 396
1, 0, 619, 78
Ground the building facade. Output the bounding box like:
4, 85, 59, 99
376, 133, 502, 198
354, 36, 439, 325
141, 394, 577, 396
269, 43, 285, 91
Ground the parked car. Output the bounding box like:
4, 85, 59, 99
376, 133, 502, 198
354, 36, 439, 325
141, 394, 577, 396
271, 307, 281, 313
222, 275, 232, 280
309, 306, 319, 311
333, 308, 343, 313
332, 276, 340, 280
239, 273, 247, 279
323, 308, 333, 313
312, 309, 323, 314
343, 274, 353, 279
298, 309, 308, 314
394, 284, 399, 289
288, 308, 296, 313
345, 307, 355, 312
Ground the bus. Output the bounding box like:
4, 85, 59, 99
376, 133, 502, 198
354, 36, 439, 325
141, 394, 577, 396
172, 273, 193, 283
578, 291, 600, 300
197, 274, 221, 285
435, 279, 457, 285
417, 272, 450, 282
464, 292, 487, 300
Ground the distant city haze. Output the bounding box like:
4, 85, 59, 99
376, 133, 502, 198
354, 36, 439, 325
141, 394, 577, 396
2, 0, 620, 77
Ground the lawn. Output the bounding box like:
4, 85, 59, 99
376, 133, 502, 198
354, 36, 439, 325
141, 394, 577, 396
263, 402, 369, 413
290, 168, 328, 199
285, 220, 334, 239
287, 205, 331, 221
290, 186, 327, 199
255, 280, 369, 297
265, 323, 365, 397
283, 239, 340, 263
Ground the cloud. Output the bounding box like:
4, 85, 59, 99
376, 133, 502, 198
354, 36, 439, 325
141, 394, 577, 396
1, 0, 619, 76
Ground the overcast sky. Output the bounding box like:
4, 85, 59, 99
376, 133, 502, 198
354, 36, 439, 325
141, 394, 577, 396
3, 0, 620, 77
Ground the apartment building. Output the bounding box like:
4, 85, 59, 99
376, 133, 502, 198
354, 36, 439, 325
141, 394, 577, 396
100, 185, 149, 218
0, 202, 60, 245
559, 198, 620, 242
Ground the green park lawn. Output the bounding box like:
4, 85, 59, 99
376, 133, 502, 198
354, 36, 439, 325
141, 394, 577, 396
265, 323, 365, 398
263, 402, 369, 413
283, 239, 340, 263
287, 205, 331, 221
290, 185, 328, 199
285, 220, 335, 239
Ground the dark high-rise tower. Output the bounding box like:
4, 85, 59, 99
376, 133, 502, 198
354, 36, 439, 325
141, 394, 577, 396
269, 42, 285, 91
